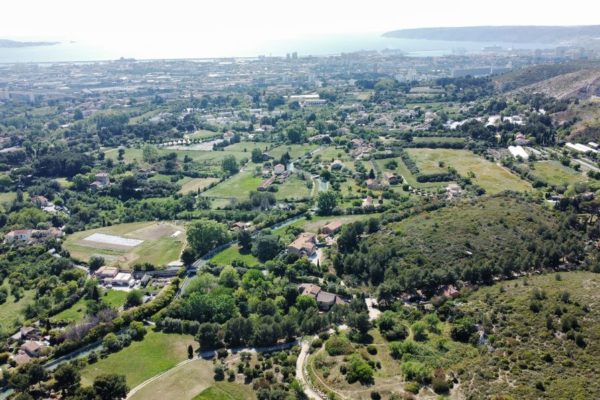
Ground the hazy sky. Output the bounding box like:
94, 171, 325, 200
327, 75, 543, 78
0, 0, 597, 59
2, 0, 598, 41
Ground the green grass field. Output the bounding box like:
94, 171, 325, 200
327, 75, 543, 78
406, 148, 532, 193
210, 245, 259, 267
0, 288, 35, 334
202, 171, 262, 200
529, 160, 588, 186
81, 332, 195, 388
185, 130, 221, 140
179, 177, 220, 194
64, 221, 186, 269
193, 383, 254, 400
412, 136, 466, 144
274, 176, 312, 200
0, 192, 17, 206
51, 290, 128, 323
376, 157, 446, 190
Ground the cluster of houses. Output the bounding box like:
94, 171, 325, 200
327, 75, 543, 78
350, 139, 374, 159
287, 221, 343, 259
9, 326, 49, 367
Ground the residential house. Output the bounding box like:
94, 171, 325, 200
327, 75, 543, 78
383, 172, 399, 185
330, 160, 344, 170
321, 221, 343, 236
288, 232, 317, 257
297, 283, 345, 311
273, 164, 286, 175
362, 196, 374, 208
94, 172, 110, 187
20, 340, 45, 357
10, 326, 37, 342
5, 230, 32, 243
31, 195, 49, 207
365, 179, 388, 190
95, 266, 119, 280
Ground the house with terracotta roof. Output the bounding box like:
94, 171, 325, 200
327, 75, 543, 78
321, 221, 343, 236
288, 232, 317, 257
297, 283, 346, 311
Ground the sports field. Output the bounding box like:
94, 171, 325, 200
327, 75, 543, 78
64, 221, 186, 269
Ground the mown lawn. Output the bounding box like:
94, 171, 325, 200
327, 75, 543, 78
193, 383, 254, 400
129, 359, 215, 400
210, 245, 259, 267
81, 332, 195, 388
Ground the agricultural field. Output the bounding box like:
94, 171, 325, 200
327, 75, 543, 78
411, 136, 466, 144
81, 332, 195, 388
202, 170, 262, 200
64, 221, 186, 269
528, 160, 588, 186
273, 175, 312, 200
178, 177, 220, 194
406, 148, 532, 193
377, 157, 446, 190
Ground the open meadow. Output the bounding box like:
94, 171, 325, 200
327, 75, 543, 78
406, 148, 532, 193
64, 221, 186, 269
81, 331, 195, 388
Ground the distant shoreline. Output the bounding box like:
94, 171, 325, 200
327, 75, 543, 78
0, 39, 60, 48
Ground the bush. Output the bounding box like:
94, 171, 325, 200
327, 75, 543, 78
325, 335, 354, 356
401, 361, 431, 384
346, 354, 374, 385
367, 344, 377, 355
404, 381, 421, 394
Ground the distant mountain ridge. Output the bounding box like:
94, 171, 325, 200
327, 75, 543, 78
383, 25, 600, 44
0, 39, 60, 48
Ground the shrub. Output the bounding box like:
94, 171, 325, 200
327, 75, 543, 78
346, 354, 374, 385
367, 344, 377, 355
325, 335, 354, 356
404, 381, 421, 394
401, 361, 431, 384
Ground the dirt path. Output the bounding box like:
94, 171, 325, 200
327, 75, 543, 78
296, 340, 324, 400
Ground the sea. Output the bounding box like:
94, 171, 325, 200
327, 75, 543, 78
0, 33, 552, 63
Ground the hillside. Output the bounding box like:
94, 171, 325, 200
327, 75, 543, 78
554, 99, 600, 143
335, 194, 582, 293
456, 271, 600, 399
308, 272, 600, 399
511, 66, 600, 99
493, 62, 600, 93
383, 25, 600, 43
